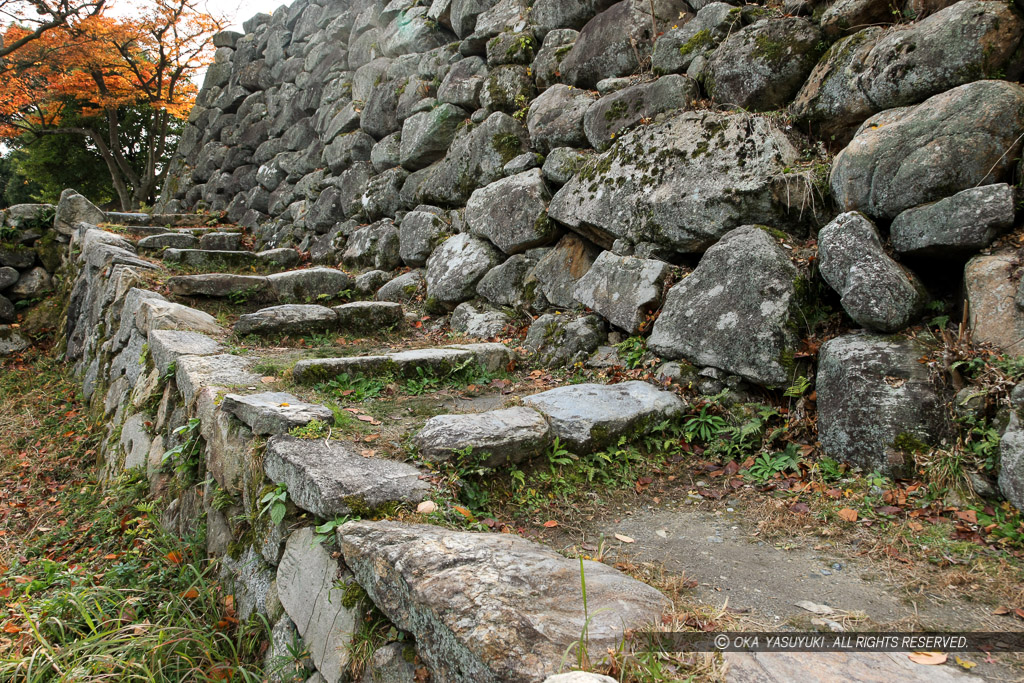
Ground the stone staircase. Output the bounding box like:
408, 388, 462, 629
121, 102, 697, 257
42, 192, 984, 683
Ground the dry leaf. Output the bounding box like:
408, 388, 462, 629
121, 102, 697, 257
908, 652, 947, 666
542, 520, 558, 528
955, 656, 977, 670
837, 508, 858, 523
615, 533, 635, 543
180, 587, 200, 599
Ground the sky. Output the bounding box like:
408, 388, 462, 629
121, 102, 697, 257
197, 0, 294, 31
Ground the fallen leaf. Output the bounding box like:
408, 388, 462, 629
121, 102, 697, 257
103, 553, 118, 560
614, 533, 635, 544
452, 506, 475, 521
837, 508, 858, 523
542, 520, 558, 528
955, 656, 977, 670
416, 501, 437, 514
908, 652, 947, 666
165, 551, 184, 564
278, 402, 290, 407
955, 509, 978, 524
993, 606, 1012, 615
2, 624, 20, 634
180, 587, 200, 599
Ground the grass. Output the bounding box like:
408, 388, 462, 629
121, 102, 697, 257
0, 350, 268, 681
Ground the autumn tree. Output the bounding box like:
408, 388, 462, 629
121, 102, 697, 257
0, 0, 222, 209
0, 1, 108, 65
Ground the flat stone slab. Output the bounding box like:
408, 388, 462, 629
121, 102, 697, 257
162, 249, 258, 268
135, 299, 223, 336
221, 392, 334, 436
277, 527, 361, 683
332, 301, 403, 332
292, 343, 514, 384
337, 521, 669, 683
137, 233, 199, 250
414, 407, 552, 467
148, 329, 223, 374
233, 304, 338, 337
166, 273, 272, 300
264, 436, 429, 518
267, 267, 354, 302
175, 354, 261, 406
523, 381, 685, 452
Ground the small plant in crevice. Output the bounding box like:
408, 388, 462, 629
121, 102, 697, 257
161, 417, 203, 480
259, 483, 288, 525
746, 442, 803, 483
312, 515, 359, 545
616, 335, 648, 370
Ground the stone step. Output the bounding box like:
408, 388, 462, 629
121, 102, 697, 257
221, 392, 334, 435
336, 520, 669, 683
724, 651, 983, 682
233, 302, 403, 337
264, 436, 430, 518
104, 211, 222, 227
162, 247, 300, 270
292, 342, 514, 384
413, 380, 684, 464
167, 267, 354, 304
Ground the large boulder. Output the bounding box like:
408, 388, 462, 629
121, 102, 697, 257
965, 250, 1024, 355
400, 103, 466, 171
465, 169, 555, 255
817, 333, 949, 476
425, 233, 503, 307
337, 520, 669, 683
54, 189, 105, 235
525, 313, 607, 368
817, 212, 926, 333
793, 1, 1024, 144
705, 17, 823, 112
583, 75, 698, 151
830, 80, 1024, 219
559, 0, 690, 89
418, 112, 531, 207
890, 184, 1015, 258
414, 406, 552, 467
526, 233, 601, 309
651, 2, 739, 76
342, 219, 402, 271
571, 251, 670, 334
526, 84, 598, 153
999, 414, 1024, 512
476, 250, 547, 310
399, 207, 449, 267
648, 226, 800, 387
548, 110, 809, 254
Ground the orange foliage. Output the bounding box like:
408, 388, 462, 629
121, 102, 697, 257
0, 0, 221, 139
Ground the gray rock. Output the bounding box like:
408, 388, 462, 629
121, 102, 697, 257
293, 343, 514, 383
425, 233, 503, 307
0, 295, 14, 323
264, 436, 429, 518
54, 189, 105, 235
399, 208, 449, 267
234, 304, 339, 337
503, 152, 541, 175
0, 246, 36, 269
362, 168, 410, 222
485, 30, 536, 67
400, 103, 466, 171
221, 546, 275, 621
176, 354, 261, 407
477, 251, 546, 310
817, 333, 949, 476
148, 329, 223, 375
466, 169, 555, 255
267, 267, 355, 303
572, 251, 669, 334
965, 251, 1024, 355
527, 233, 600, 309
358, 643, 419, 683
560, 0, 690, 89
999, 413, 1024, 512
525, 313, 606, 368
0, 325, 30, 354
333, 301, 404, 332
277, 527, 362, 683
583, 75, 698, 151
377, 270, 425, 302
549, 110, 808, 254
450, 302, 511, 338
820, 0, 892, 39
649, 226, 800, 387
541, 147, 592, 186
0, 266, 18, 290
137, 233, 200, 250
166, 273, 273, 300
371, 131, 403, 173
437, 56, 488, 109
793, 1, 1024, 144
526, 84, 598, 153
162, 248, 258, 269
531, 28, 578, 89
337, 520, 669, 683
651, 2, 738, 75
523, 380, 683, 452
221, 392, 334, 436
706, 17, 822, 112
890, 184, 1015, 258
199, 231, 244, 251
479, 64, 536, 114
830, 80, 1024, 219
119, 412, 153, 470
264, 616, 311, 683
343, 219, 402, 271
258, 248, 303, 269
818, 212, 926, 333
415, 406, 552, 466
354, 269, 391, 294
418, 111, 530, 206
7, 266, 51, 299
134, 299, 222, 336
